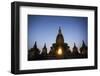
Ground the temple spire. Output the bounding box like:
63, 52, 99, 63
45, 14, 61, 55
82, 40, 86, 47
56, 26, 64, 44
33, 41, 37, 48
74, 43, 76, 47
44, 43, 46, 48
41, 43, 47, 56
58, 26, 61, 34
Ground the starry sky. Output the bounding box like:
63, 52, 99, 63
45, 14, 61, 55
28, 15, 88, 52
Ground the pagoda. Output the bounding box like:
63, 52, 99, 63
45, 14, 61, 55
48, 27, 71, 59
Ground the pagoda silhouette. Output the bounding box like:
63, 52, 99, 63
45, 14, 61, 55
48, 27, 71, 59
28, 26, 88, 61
28, 41, 41, 60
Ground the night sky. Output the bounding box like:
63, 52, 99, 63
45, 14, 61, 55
28, 15, 88, 52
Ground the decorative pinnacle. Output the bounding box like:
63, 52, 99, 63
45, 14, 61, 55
44, 43, 46, 48
59, 26, 61, 34
34, 41, 37, 48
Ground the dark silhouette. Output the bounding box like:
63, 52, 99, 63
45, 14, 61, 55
28, 27, 88, 61
80, 40, 88, 58
48, 26, 71, 59
28, 41, 41, 60
41, 43, 48, 59
72, 43, 80, 58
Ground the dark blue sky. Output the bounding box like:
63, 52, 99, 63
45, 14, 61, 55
28, 15, 88, 52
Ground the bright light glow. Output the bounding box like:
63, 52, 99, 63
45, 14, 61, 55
57, 48, 62, 55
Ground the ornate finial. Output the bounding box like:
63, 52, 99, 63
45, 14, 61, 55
44, 43, 46, 48
74, 42, 77, 48
58, 26, 61, 34
82, 40, 85, 46
74, 43, 76, 46
33, 41, 37, 48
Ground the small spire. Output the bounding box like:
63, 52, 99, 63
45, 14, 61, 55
74, 43, 76, 46
33, 41, 37, 48
74, 43, 77, 48
44, 43, 46, 48
42, 43, 47, 54
82, 40, 85, 46
58, 26, 61, 34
